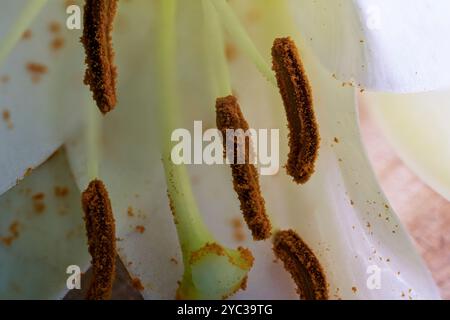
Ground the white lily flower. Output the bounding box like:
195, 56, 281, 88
0, 0, 443, 299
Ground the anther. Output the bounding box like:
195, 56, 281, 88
216, 95, 272, 241
273, 229, 328, 300
272, 37, 320, 184
82, 179, 116, 300
81, 0, 118, 114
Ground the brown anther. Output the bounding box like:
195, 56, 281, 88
81, 0, 118, 114
216, 95, 272, 241
82, 179, 116, 300
273, 229, 328, 300
272, 37, 320, 184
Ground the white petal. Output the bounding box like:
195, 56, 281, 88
0, 0, 85, 195
361, 88, 450, 202
0, 149, 89, 299
288, 0, 450, 92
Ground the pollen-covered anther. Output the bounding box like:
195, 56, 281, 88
82, 179, 116, 300
216, 95, 272, 241
272, 37, 320, 184
273, 229, 328, 300
81, 0, 118, 114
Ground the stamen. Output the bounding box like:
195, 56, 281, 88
156, 0, 253, 300
82, 179, 116, 300
202, 0, 232, 97
81, 0, 118, 114
273, 229, 328, 300
272, 37, 320, 184
85, 101, 101, 180
0, 0, 48, 68
216, 95, 272, 241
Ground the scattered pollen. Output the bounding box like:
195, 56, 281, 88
49, 20, 64, 52
216, 95, 272, 240
0, 221, 20, 247
32, 195, 46, 214
82, 179, 116, 300
22, 29, 32, 40
273, 230, 328, 300
2, 109, 13, 129
54, 186, 69, 197
190, 243, 254, 273
32, 192, 46, 214
51, 37, 65, 52
49, 21, 61, 34
231, 217, 246, 242
81, 0, 118, 114
32, 192, 45, 201
272, 37, 320, 184
225, 42, 237, 62
26, 62, 48, 83
135, 225, 145, 234
131, 278, 144, 292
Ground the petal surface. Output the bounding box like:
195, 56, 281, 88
0, 0, 85, 195
361, 89, 450, 202
0, 149, 89, 299
289, 0, 450, 93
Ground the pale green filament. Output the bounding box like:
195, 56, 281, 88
86, 101, 101, 180
202, 0, 231, 98
203, 0, 278, 234
155, 0, 253, 300
0, 0, 48, 68
211, 0, 276, 86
